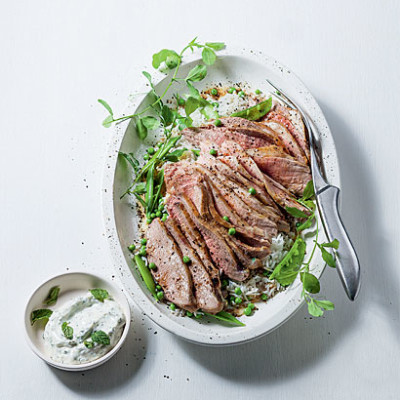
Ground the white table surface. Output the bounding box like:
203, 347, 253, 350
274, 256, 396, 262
1, 1, 400, 399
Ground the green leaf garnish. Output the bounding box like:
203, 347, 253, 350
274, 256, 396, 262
185, 64, 207, 82
90, 288, 109, 302
302, 180, 315, 200
141, 116, 160, 130
44, 286, 60, 306
61, 322, 73, 340
307, 298, 324, 317
285, 206, 308, 219
91, 330, 110, 346
319, 246, 336, 268
136, 118, 148, 140
98, 99, 113, 116
269, 237, 306, 286
202, 47, 216, 65
205, 42, 225, 51
300, 272, 320, 294
321, 239, 340, 249
231, 98, 272, 121
31, 309, 53, 325
203, 311, 245, 326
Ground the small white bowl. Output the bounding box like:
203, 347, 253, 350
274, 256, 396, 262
24, 272, 131, 371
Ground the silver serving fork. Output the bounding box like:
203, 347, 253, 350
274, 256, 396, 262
266, 79, 361, 301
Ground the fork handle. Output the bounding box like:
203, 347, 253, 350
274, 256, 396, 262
316, 186, 361, 300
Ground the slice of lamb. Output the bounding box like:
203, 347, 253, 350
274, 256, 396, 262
262, 121, 307, 164
182, 125, 276, 149
202, 173, 279, 238
164, 217, 224, 314
179, 195, 250, 282
146, 218, 197, 312
246, 145, 295, 160
235, 150, 310, 215
183, 187, 265, 270
197, 149, 274, 207
245, 147, 311, 196
167, 197, 221, 285
268, 104, 310, 161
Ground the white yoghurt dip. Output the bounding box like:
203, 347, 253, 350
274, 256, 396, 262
43, 292, 126, 365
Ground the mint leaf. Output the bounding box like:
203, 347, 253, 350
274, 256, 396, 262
307, 299, 324, 317
186, 65, 207, 82
285, 207, 308, 219
84, 340, 94, 349
31, 309, 53, 325
205, 42, 225, 51
90, 288, 109, 302
202, 47, 216, 65
300, 272, 320, 294
44, 286, 60, 306
141, 116, 160, 130
314, 299, 335, 310
61, 322, 73, 340
91, 330, 110, 345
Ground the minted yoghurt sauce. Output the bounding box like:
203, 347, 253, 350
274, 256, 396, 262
43, 292, 125, 365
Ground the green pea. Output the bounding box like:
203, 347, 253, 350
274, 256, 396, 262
148, 262, 156, 270
182, 256, 191, 264
146, 218, 153, 224
186, 311, 193, 317
143, 154, 150, 160
228, 87, 236, 94
158, 203, 165, 211
156, 285, 162, 290
161, 214, 168, 222
147, 147, 155, 155
255, 89, 262, 95
249, 303, 255, 309
156, 211, 162, 218
139, 246, 147, 256
238, 90, 245, 97
214, 119, 222, 127
128, 244, 136, 252
228, 227, 236, 236
296, 222, 301, 228
248, 187, 256, 195
209, 148, 218, 156
211, 88, 218, 96
156, 291, 164, 300
170, 303, 176, 311
178, 98, 185, 106
243, 307, 252, 316
235, 297, 242, 305
234, 287, 242, 295
212, 102, 219, 107
141, 238, 147, 245
150, 213, 156, 219
178, 125, 185, 131
223, 216, 230, 222
229, 296, 235, 304
261, 293, 268, 301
